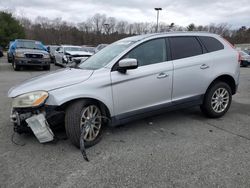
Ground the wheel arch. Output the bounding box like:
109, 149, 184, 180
206, 74, 237, 95
59, 97, 111, 119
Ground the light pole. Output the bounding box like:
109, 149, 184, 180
154, 8, 162, 33
104, 23, 110, 35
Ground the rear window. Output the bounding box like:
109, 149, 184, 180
199, 36, 224, 52
169, 36, 203, 60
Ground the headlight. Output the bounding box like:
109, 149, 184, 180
12, 91, 48, 108
43, 54, 50, 59
15, 52, 25, 58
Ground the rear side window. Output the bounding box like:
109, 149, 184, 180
169, 37, 202, 60
199, 36, 224, 52
124, 38, 167, 67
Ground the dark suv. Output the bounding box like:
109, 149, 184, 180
10, 39, 50, 71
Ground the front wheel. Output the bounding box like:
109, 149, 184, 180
65, 100, 104, 148
43, 65, 50, 70
200, 82, 232, 118
13, 61, 20, 71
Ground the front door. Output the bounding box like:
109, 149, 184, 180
111, 38, 173, 118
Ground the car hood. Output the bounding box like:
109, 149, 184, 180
16, 48, 48, 54
65, 51, 93, 56
8, 68, 93, 97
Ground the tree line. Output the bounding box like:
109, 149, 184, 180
0, 11, 250, 48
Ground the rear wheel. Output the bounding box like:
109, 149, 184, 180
8, 57, 12, 63
65, 100, 104, 148
200, 82, 232, 118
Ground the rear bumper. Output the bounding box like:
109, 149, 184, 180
14, 57, 51, 66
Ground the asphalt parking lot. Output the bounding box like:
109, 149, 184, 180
0, 56, 250, 188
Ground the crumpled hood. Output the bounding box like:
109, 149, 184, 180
8, 68, 93, 97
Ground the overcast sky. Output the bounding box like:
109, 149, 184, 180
0, 0, 250, 28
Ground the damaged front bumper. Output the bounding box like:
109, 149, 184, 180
10, 105, 64, 142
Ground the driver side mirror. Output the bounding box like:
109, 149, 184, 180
117, 58, 138, 73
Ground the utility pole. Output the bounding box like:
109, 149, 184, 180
154, 8, 162, 33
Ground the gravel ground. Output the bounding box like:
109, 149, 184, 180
0, 57, 250, 188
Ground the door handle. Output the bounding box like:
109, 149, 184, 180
157, 72, 169, 79
200, 64, 209, 69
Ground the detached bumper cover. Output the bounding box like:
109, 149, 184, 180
10, 105, 64, 134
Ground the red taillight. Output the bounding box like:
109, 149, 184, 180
221, 37, 240, 64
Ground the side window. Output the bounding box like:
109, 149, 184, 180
199, 36, 224, 52
169, 37, 203, 60
125, 38, 167, 66
58, 47, 63, 53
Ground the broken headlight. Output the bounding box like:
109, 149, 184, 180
12, 91, 48, 108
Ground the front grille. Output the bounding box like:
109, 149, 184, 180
25, 54, 43, 59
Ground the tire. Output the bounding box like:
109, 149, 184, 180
13, 61, 20, 71
8, 56, 12, 63
200, 82, 232, 118
65, 100, 104, 148
43, 65, 50, 70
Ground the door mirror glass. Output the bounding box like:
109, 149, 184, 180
117, 58, 138, 72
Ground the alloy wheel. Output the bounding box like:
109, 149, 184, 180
80, 105, 102, 142
211, 88, 229, 113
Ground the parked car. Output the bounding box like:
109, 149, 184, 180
239, 50, 250, 67
7, 41, 14, 62
243, 49, 250, 55
82, 46, 96, 54
47, 45, 60, 63
9, 39, 50, 71
94, 44, 108, 53
54, 45, 92, 66
8, 32, 240, 148
0, 46, 3, 57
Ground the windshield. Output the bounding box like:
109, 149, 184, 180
64, 47, 83, 51
79, 41, 134, 70
240, 51, 248, 56
16, 41, 44, 50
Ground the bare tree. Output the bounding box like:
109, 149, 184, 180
13, 12, 250, 46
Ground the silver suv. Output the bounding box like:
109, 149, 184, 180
8, 32, 240, 147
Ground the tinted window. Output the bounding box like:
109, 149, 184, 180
199, 36, 224, 52
169, 37, 202, 60
125, 38, 167, 66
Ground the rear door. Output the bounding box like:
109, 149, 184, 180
169, 36, 212, 102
